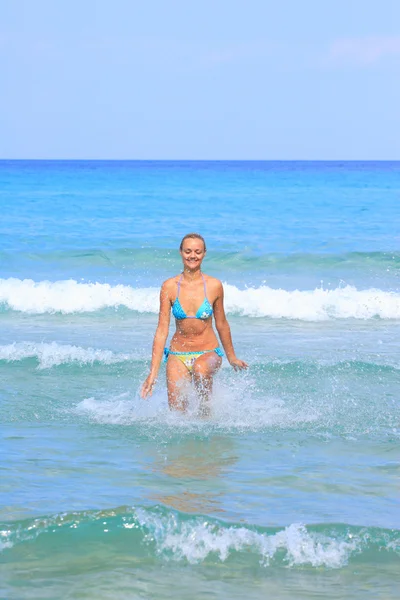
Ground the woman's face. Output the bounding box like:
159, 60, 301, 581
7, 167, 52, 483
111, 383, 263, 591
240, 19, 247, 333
180, 238, 206, 270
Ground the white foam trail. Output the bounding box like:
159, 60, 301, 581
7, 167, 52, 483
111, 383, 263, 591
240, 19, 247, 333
0, 342, 133, 369
134, 512, 357, 568
75, 372, 319, 431
1, 278, 400, 319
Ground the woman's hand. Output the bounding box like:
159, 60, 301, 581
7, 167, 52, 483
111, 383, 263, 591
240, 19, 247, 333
141, 374, 157, 399
229, 357, 248, 371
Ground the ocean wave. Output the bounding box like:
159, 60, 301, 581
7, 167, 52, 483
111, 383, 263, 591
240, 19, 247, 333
1, 506, 398, 569
0, 278, 158, 314
1, 342, 399, 375
0, 342, 134, 369
2, 248, 400, 272
1, 278, 400, 319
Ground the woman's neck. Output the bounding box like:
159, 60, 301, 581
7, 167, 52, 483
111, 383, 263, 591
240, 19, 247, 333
182, 268, 202, 282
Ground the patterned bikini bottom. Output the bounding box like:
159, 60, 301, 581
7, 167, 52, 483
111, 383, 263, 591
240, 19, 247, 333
163, 347, 224, 373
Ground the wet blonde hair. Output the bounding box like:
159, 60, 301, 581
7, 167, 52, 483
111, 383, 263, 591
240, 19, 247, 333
179, 233, 206, 251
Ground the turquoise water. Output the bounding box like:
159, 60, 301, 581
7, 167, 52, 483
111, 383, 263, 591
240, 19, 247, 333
1, 160, 400, 599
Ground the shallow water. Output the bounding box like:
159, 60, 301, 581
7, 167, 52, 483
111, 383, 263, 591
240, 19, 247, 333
1, 160, 400, 599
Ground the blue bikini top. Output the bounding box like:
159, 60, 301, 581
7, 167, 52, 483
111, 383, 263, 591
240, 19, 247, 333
172, 274, 213, 320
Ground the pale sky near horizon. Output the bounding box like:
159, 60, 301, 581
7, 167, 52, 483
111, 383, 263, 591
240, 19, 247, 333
1, 0, 400, 159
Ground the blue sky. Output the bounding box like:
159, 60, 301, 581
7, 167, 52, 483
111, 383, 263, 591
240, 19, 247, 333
1, 0, 400, 159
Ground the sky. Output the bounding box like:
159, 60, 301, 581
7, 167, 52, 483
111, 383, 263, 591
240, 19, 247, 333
1, 0, 400, 159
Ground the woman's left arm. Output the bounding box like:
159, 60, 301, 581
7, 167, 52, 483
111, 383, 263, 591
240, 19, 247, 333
213, 281, 248, 371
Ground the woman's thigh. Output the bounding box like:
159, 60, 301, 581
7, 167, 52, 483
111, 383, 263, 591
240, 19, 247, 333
192, 351, 222, 383
166, 356, 191, 410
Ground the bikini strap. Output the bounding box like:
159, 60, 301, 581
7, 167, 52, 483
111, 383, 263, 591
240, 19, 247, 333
177, 274, 183, 297
201, 273, 208, 299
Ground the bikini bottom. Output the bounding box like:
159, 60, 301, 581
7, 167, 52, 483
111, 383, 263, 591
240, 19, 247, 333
164, 347, 224, 373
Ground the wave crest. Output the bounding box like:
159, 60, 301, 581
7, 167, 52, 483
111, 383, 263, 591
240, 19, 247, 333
2, 506, 399, 569
0, 341, 133, 369
1, 278, 400, 320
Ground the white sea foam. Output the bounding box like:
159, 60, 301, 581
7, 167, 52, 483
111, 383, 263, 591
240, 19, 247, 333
0, 342, 133, 369
75, 372, 319, 431
3, 508, 388, 569
1, 278, 400, 320
134, 511, 357, 568
0, 539, 13, 552
223, 282, 400, 320
0, 278, 158, 314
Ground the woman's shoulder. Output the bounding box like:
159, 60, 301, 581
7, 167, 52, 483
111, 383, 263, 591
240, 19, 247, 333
203, 274, 223, 292
203, 273, 221, 283
161, 276, 181, 293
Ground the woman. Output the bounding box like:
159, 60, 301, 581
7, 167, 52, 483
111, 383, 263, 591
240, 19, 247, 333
141, 233, 248, 412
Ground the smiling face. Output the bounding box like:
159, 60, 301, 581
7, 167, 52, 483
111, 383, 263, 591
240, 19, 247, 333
180, 237, 206, 271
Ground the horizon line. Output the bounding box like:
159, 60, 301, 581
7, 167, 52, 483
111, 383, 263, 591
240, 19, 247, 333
1, 158, 400, 163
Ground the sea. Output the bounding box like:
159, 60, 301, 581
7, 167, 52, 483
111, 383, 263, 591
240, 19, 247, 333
1, 160, 399, 599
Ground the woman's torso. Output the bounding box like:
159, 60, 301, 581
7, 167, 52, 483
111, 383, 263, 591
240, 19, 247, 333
168, 273, 219, 351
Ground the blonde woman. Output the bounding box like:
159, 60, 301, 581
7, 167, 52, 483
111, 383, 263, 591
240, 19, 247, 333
141, 233, 247, 411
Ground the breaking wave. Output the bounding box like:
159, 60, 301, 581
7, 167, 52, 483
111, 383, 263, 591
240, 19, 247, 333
1, 506, 399, 569
1, 278, 400, 320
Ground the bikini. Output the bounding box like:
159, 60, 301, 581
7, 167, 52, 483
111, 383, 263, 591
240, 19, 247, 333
164, 273, 224, 372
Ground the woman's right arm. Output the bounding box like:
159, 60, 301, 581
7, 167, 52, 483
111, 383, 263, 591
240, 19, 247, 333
141, 282, 171, 398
